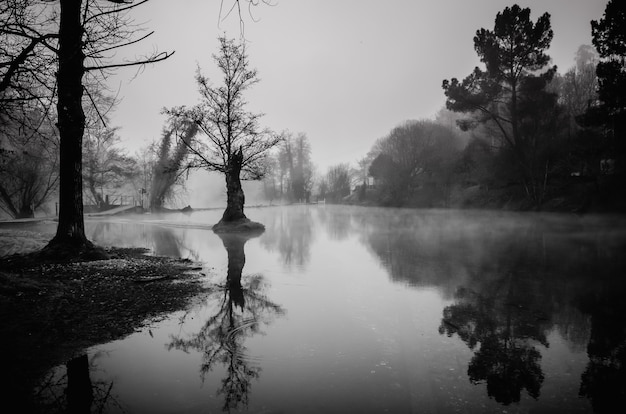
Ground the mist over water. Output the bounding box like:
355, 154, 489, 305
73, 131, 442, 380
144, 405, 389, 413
37, 206, 626, 413
171, 171, 267, 209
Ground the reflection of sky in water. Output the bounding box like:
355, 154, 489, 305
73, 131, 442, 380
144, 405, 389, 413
38, 206, 626, 413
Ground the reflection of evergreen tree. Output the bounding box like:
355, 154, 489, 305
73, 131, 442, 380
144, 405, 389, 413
439, 277, 550, 405
168, 232, 284, 412
468, 336, 543, 404
578, 282, 626, 413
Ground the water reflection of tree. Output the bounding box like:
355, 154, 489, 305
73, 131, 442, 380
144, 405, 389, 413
260, 206, 314, 267
577, 281, 626, 413
439, 275, 552, 405
316, 205, 353, 241
168, 231, 285, 412
151, 225, 186, 257
34, 353, 122, 413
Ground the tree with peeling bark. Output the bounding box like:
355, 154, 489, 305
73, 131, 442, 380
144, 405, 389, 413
169, 37, 281, 232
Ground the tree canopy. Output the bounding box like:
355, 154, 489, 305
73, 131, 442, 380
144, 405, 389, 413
443, 4, 558, 205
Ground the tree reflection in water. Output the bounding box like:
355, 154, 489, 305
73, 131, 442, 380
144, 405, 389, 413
34, 353, 121, 414
578, 281, 626, 414
168, 231, 285, 412
260, 206, 315, 267
439, 276, 550, 406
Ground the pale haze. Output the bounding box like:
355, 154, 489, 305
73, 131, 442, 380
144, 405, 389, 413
107, 0, 608, 175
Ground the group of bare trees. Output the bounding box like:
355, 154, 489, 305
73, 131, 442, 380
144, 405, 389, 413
261, 132, 314, 203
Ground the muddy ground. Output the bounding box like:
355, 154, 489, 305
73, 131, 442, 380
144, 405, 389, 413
0, 225, 212, 412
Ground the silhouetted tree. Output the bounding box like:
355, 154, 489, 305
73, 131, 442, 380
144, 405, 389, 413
169, 37, 281, 228
443, 4, 558, 205
580, 0, 626, 164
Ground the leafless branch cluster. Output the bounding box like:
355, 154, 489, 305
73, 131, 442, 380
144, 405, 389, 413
1, 1, 58, 139
82, 0, 173, 76
166, 37, 281, 180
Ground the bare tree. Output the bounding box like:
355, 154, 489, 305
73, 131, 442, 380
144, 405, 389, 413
169, 36, 281, 230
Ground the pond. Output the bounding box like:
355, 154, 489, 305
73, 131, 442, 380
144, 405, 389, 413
37, 205, 626, 413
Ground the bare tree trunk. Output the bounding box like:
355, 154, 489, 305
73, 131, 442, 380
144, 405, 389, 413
47, 0, 91, 249
220, 148, 247, 223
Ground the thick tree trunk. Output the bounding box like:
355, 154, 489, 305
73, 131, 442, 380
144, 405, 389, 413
47, 0, 91, 249
220, 148, 247, 223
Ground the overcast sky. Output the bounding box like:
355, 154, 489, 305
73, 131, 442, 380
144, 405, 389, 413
107, 0, 609, 173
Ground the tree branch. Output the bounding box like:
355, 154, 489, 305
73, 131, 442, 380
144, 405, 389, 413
84, 50, 174, 71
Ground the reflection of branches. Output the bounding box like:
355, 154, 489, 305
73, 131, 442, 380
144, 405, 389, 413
32, 353, 124, 413
439, 280, 549, 405
578, 282, 626, 413
168, 232, 284, 412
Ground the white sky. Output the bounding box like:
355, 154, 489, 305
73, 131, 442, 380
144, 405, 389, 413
107, 0, 608, 173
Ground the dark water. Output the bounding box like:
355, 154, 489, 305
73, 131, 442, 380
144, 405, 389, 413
36, 206, 626, 413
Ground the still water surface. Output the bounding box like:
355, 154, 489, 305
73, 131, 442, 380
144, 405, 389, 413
38, 206, 626, 413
